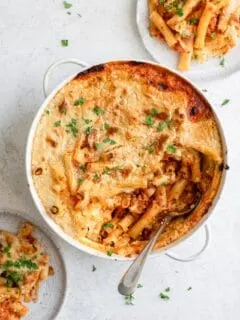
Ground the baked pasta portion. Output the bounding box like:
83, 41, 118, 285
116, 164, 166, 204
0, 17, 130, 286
32, 61, 225, 257
148, 0, 240, 70
0, 223, 54, 320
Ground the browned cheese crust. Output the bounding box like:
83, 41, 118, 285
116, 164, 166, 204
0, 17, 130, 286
31, 61, 224, 257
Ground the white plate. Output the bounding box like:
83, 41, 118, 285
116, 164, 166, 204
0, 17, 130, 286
136, 0, 240, 81
0, 210, 67, 320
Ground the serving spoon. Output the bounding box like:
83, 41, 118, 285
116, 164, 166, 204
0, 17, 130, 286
118, 194, 201, 296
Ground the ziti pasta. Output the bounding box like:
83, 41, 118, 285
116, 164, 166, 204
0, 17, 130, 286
31, 61, 225, 257
148, 0, 240, 70
0, 223, 54, 320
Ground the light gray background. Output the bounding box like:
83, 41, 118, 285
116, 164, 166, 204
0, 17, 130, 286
0, 1, 239, 319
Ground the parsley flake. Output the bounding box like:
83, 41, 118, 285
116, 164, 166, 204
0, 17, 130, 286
176, 7, 184, 16
166, 144, 176, 153
66, 119, 78, 137
104, 123, 110, 130
103, 137, 116, 145
102, 222, 113, 229
93, 106, 104, 116
159, 292, 170, 300
63, 1, 72, 9
79, 164, 87, 173
125, 294, 135, 305
61, 39, 69, 47
54, 120, 61, 127
45, 110, 50, 115
137, 283, 143, 288
157, 119, 172, 132
221, 99, 230, 106
189, 18, 198, 25
84, 126, 92, 136
165, 287, 170, 292
92, 265, 96, 272
145, 115, 155, 126
78, 178, 84, 185
151, 108, 159, 116
187, 286, 192, 291
3, 246, 11, 258
93, 173, 101, 181
74, 98, 85, 106
107, 250, 113, 256
219, 57, 225, 67
147, 144, 155, 154
210, 32, 217, 40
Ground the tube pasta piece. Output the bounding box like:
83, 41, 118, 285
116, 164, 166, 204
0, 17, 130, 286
178, 38, 194, 71
150, 11, 177, 47
128, 187, 167, 239
167, 0, 202, 26
194, 2, 216, 49
168, 179, 188, 202
63, 153, 78, 194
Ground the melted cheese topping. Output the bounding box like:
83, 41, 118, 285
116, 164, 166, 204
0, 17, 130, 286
32, 62, 224, 257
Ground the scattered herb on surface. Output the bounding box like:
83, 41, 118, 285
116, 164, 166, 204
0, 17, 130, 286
176, 7, 184, 16
147, 144, 155, 154
4, 271, 22, 288
137, 283, 143, 288
3, 246, 11, 258
166, 144, 176, 153
45, 110, 50, 115
95, 142, 103, 149
157, 119, 172, 132
3, 259, 38, 270
159, 292, 170, 300
83, 118, 92, 124
145, 115, 155, 126
221, 99, 230, 106
102, 167, 111, 175
102, 222, 114, 229
93, 173, 101, 181
61, 39, 69, 47
104, 123, 110, 130
66, 119, 78, 137
63, 1, 72, 9
219, 57, 225, 67
151, 108, 159, 116
165, 287, 170, 292
78, 178, 84, 185
74, 98, 85, 106
92, 265, 96, 272
187, 286, 192, 291
107, 250, 113, 256
80, 164, 87, 173
84, 126, 92, 136
54, 120, 61, 127
159, 0, 167, 4
125, 294, 135, 305
103, 137, 116, 145
210, 32, 216, 40
93, 106, 104, 116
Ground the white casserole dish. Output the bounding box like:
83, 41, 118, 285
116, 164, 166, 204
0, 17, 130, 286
25, 59, 227, 261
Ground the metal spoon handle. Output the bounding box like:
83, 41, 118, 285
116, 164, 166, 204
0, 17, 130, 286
118, 216, 172, 296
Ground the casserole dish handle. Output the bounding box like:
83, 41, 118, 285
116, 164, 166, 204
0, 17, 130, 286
43, 59, 89, 98
165, 224, 210, 262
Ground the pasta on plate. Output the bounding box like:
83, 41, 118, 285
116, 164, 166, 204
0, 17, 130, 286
0, 223, 53, 320
148, 0, 240, 70
32, 61, 225, 257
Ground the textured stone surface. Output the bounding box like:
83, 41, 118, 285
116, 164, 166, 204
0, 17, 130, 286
0, 1, 239, 319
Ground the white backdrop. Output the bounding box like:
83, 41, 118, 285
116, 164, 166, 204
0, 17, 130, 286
0, 1, 239, 319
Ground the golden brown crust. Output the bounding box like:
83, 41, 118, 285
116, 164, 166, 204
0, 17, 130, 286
31, 61, 224, 257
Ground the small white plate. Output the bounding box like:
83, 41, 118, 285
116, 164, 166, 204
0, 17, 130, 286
0, 210, 67, 320
136, 0, 240, 81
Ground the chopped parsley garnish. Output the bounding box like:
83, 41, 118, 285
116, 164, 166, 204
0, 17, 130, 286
93, 173, 101, 181
74, 98, 85, 106
63, 1, 72, 9
147, 144, 155, 154
145, 115, 155, 126
4, 271, 22, 288
3, 246, 11, 258
60, 107, 67, 114
78, 178, 84, 185
210, 32, 217, 40
166, 144, 176, 153
92, 265, 96, 272
3, 259, 38, 270
107, 250, 113, 256
125, 294, 135, 305
137, 283, 143, 288
189, 18, 198, 25
61, 39, 69, 47
84, 126, 92, 135
157, 119, 172, 132
102, 167, 111, 175
102, 222, 114, 229
93, 106, 104, 116
66, 119, 78, 137
159, 292, 170, 300
79, 164, 87, 173
54, 120, 61, 127
176, 7, 184, 16
45, 110, 50, 115
95, 142, 103, 149
187, 286, 192, 291
151, 108, 159, 116
83, 118, 92, 124
221, 99, 230, 106
159, 0, 167, 4
103, 137, 116, 145
104, 123, 110, 130
219, 57, 225, 67
165, 287, 170, 292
